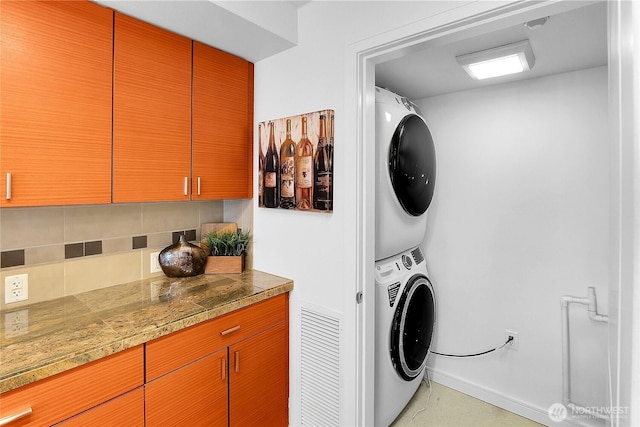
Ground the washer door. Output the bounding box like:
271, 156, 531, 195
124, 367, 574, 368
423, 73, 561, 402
389, 114, 436, 216
390, 275, 435, 380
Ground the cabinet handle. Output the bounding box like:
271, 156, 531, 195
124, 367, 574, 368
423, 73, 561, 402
183, 177, 189, 196
5, 173, 11, 200
197, 177, 201, 196
221, 357, 226, 380
220, 325, 240, 336
0, 407, 32, 425
234, 351, 239, 373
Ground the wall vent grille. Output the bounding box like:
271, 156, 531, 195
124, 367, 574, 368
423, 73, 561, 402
300, 307, 340, 426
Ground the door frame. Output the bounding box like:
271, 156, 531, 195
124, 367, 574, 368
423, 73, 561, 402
346, 0, 638, 425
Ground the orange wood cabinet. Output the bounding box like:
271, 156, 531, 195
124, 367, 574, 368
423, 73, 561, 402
54, 387, 144, 427
145, 294, 289, 426
192, 42, 254, 200
0, 1, 113, 207
1, 5, 253, 206
0, 346, 144, 426
146, 349, 228, 427
112, 12, 192, 203
229, 322, 288, 426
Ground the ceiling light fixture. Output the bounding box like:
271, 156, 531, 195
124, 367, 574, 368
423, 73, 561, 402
455, 39, 536, 80
524, 16, 549, 30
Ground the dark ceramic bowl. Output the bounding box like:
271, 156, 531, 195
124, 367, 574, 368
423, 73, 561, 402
158, 235, 206, 277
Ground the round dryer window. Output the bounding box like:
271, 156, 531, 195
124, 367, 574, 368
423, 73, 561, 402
390, 275, 435, 380
389, 114, 436, 216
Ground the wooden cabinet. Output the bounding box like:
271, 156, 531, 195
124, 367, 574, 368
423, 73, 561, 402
145, 294, 289, 426
112, 12, 192, 203
146, 349, 228, 427
0, 346, 143, 426
229, 322, 288, 426
193, 42, 254, 200
0, 296, 287, 427
0, 1, 113, 207
1, 5, 253, 207
112, 17, 254, 203
54, 387, 144, 427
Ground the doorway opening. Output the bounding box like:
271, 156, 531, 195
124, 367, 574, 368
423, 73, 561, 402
353, 1, 618, 426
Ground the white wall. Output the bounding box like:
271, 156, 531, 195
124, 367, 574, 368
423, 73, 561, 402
252, 2, 510, 425
417, 66, 609, 424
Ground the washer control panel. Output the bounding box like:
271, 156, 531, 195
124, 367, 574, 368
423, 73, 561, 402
375, 259, 401, 283
375, 253, 412, 282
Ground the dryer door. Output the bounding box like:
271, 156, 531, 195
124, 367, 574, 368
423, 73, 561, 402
390, 275, 435, 380
389, 114, 436, 216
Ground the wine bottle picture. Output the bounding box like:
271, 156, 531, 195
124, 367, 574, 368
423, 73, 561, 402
280, 119, 296, 209
264, 121, 279, 208
258, 109, 333, 213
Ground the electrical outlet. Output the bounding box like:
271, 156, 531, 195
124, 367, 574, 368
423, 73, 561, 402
505, 330, 519, 350
4, 274, 28, 304
150, 252, 162, 274
5, 309, 29, 338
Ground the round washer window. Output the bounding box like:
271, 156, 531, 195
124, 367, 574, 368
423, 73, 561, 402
390, 275, 435, 380
389, 114, 436, 216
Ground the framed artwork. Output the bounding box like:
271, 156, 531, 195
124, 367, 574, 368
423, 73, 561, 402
258, 109, 334, 213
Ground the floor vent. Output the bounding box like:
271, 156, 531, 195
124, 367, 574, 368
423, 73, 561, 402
300, 306, 340, 426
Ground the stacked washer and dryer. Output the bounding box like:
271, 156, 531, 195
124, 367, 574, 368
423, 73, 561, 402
374, 87, 437, 426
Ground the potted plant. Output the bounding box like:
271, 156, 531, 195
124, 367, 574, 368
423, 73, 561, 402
204, 229, 251, 274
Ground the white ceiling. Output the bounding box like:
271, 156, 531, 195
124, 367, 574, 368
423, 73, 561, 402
375, 1, 607, 100
92, 0, 302, 62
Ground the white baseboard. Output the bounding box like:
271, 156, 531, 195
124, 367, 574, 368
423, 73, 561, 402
426, 368, 603, 427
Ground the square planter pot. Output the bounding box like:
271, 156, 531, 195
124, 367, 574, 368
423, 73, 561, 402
205, 255, 245, 274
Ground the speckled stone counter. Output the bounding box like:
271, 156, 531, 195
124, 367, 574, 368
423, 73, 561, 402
0, 270, 293, 394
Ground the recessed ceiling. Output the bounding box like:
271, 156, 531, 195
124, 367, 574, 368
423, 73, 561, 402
375, 1, 607, 100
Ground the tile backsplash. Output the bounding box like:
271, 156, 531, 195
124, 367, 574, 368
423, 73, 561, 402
0, 201, 227, 309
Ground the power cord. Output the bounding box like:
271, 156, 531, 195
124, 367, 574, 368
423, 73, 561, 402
430, 335, 514, 358
409, 374, 432, 424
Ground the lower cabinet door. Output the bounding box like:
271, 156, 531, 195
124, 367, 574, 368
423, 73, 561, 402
55, 387, 144, 426
145, 348, 228, 427
229, 323, 288, 426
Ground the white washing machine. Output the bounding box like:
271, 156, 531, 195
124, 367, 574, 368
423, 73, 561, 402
374, 246, 435, 426
375, 87, 436, 261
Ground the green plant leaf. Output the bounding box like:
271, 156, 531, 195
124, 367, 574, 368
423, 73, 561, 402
205, 229, 252, 257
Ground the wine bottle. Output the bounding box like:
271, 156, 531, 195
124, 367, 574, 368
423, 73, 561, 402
327, 113, 334, 206
264, 121, 279, 208
258, 124, 265, 207
295, 116, 313, 210
279, 119, 296, 209
313, 114, 333, 211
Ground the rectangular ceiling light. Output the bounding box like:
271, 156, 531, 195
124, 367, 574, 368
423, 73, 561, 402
456, 40, 535, 80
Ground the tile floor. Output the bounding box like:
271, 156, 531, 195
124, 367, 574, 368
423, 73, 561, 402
391, 379, 544, 427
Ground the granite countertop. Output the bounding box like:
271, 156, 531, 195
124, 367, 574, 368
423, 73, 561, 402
0, 270, 293, 394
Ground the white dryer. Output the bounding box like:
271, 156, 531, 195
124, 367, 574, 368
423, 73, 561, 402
375, 87, 436, 261
374, 246, 435, 426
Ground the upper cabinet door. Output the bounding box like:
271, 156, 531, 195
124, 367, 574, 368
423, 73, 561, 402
113, 13, 192, 203
0, 1, 113, 207
193, 42, 254, 200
